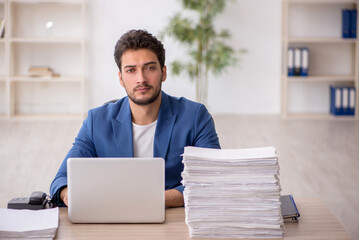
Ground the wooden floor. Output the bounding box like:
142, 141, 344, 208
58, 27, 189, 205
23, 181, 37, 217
0, 115, 358, 239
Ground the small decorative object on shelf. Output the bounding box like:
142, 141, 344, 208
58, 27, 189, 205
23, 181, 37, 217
45, 21, 54, 37
28, 66, 60, 78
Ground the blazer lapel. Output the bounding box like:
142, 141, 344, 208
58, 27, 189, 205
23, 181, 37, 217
111, 98, 134, 157
154, 92, 177, 159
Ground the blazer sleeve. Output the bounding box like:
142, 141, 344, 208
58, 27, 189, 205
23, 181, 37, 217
194, 104, 221, 149
50, 110, 97, 205
173, 104, 220, 194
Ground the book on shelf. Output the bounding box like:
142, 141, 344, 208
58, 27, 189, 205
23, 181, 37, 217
0, 18, 5, 39
288, 47, 309, 77
330, 85, 356, 116
342, 9, 357, 39
28, 66, 60, 77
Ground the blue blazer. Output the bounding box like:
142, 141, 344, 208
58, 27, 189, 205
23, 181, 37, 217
50, 91, 220, 203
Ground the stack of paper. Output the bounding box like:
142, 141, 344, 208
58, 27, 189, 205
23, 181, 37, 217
0, 207, 59, 239
182, 146, 284, 238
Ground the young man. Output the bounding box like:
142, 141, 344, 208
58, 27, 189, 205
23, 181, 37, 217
50, 29, 220, 208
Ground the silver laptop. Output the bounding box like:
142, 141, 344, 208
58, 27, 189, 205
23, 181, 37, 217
67, 157, 165, 223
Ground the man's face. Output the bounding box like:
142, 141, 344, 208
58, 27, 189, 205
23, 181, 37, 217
119, 49, 166, 106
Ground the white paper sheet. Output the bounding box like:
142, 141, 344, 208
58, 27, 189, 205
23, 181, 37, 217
183, 146, 277, 160
0, 207, 59, 239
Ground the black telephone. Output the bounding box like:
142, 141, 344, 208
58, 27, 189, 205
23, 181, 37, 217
7, 191, 49, 210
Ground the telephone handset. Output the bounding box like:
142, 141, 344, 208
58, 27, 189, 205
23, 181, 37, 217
8, 191, 50, 210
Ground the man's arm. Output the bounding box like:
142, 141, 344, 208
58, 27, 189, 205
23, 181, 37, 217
194, 104, 221, 148
50, 111, 97, 205
160, 103, 219, 208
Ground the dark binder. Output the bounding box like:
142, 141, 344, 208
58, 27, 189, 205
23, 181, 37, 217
342, 9, 351, 38
280, 195, 300, 223
351, 9, 357, 38
349, 87, 356, 115
330, 86, 340, 115
293, 48, 301, 76
330, 86, 355, 116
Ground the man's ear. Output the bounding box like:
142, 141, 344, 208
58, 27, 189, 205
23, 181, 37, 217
162, 66, 167, 82
118, 71, 125, 87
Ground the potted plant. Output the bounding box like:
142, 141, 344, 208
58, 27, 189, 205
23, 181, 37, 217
161, 0, 242, 106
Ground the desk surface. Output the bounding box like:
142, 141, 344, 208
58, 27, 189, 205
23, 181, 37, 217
54, 198, 351, 240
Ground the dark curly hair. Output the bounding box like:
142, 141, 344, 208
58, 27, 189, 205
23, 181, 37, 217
114, 29, 166, 72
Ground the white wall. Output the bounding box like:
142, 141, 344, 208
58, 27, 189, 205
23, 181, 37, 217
87, 0, 282, 114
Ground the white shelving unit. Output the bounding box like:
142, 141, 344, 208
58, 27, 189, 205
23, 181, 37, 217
0, 0, 6, 117
281, 0, 359, 118
0, 0, 86, 119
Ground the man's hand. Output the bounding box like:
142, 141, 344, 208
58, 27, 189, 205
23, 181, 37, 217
165, 189, 184, 208
60, 187, 69, 206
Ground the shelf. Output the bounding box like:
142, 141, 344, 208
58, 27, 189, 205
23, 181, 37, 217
286, 75, 356, 82
284, 112, 357, 120
10, 75, 83, 82
11, 43, 83, 79
9, 1, 83, 39
281, 0, 359, 118
288, 0, 358, 4
8, 113, 84, 120
9, 0, 83, 4
10, 38, 83, 43
287, 37, 357, 43
1, 0, 86, 119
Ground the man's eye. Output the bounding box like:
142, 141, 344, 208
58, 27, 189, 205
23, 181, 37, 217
146, 66, 156, 70
126, 69, 135, 73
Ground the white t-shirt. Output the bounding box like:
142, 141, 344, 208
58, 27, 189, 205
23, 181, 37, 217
132, 120, 157, 157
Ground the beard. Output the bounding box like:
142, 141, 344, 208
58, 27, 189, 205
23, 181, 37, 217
127, 82, 162, 106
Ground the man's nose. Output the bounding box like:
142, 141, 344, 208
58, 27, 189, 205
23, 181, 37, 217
136, 70, 146, 84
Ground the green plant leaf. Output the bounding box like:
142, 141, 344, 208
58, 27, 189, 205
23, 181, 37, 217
162, 0, 242, 81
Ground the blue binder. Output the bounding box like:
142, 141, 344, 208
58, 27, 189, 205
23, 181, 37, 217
351, 9, 357, 38
293, 48, 301, 76
330, 86, 356, 116
349, 87, 356, 115
288, 47, 294, 76
300, 48, 309, 77
342, 9, 351, 38
330, 86, 341, 115
342, 87, 350, 115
